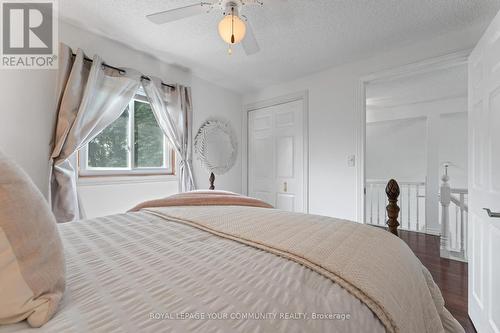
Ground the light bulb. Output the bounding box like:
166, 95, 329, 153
218, 12, 246, 44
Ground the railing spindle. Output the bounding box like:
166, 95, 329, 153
460, 193, 465, 256
399, 185, 403, 229
377, 187, 380, 225
416, 184, 420, 231
463, 212, 469, 260
407, 185, 411, 230
455, 205, 459, 250
370, 184, 374, 224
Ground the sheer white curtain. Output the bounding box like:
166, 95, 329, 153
141, 77, 195, 192
49, 44, 142, 223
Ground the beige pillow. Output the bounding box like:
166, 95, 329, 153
0, 152, 65, 327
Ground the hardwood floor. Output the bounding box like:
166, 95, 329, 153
399, 230, 476, 333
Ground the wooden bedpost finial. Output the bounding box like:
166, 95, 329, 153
385, 179, 400, 236
209, 172, 215, 190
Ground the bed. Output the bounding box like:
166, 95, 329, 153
0, 185, 463, 333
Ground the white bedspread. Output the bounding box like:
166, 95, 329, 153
0, 212, 385, 333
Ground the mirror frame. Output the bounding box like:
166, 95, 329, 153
194, 119, 238, 175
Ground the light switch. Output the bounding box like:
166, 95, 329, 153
348, 155, 356, 167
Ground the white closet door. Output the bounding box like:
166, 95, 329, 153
468, 9, 500, 333
248, 100, 305, 212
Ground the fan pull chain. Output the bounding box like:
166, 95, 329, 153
231, 7, 235, 44
227, 6, 235, 55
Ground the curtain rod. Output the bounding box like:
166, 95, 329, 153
71, 53, 176, 90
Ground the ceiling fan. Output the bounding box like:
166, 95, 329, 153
146, 0, 264, 55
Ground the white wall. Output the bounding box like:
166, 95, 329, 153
243, 25, 483, 221
366, 99, 468, 186
0, 21, 242, 218
366, 118, 427, 182
0, 70, 57, 194
439, 112, 468, 189
78, 176, 179, 219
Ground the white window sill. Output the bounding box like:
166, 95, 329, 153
77, 174, 178, 187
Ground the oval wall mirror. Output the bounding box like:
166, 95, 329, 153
194, 119, 238, 188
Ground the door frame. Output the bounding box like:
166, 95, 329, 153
355, 50, 470, 223
242, 91, 310, 213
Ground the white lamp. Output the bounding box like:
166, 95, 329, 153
218, 7, 246, 48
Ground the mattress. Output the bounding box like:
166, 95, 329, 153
0, 211, 385, 333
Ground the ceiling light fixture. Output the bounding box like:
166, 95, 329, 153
218, 4, 246, 54
147, 0, 262, 56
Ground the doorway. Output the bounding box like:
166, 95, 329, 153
360, 54, 469, 240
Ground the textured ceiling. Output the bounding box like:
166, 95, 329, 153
59, 0, 500, 93
366, 65, 468, 110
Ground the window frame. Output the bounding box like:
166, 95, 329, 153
78, 93, 175, 177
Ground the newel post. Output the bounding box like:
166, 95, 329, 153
385, 179, 400, 236
440, 166, 451, 257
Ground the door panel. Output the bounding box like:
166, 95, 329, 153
489, 225, 500, 332
254, 138, 273, 178
250, 122, 275, 206
253, 114, 272, 130
471, 213, 484, 309
276, 136, 294, 178
468, 9, 500, 333
276, 193, 295, 211
491, 89, 500, 190
275, 110, 295, 127
248, 99, 305, 212
472, 102, 485, 188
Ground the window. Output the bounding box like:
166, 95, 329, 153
79, 94, 175, 176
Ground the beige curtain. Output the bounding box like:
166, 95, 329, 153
49, 44, 142, 223
142, 77, 195, 192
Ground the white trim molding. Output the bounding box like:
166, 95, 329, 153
77, 175, 179, 187
77, 174, 178, 186
242, 91, 310, 213
362, 49, 471, 83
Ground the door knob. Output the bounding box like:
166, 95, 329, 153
283, 181, 288, 193
483, 208, 500, 218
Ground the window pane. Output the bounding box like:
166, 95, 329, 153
88, 108, 129, 168
134, 100, 164, 168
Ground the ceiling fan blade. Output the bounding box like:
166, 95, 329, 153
147, 3, 208, 24
242, 22, 260, 55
